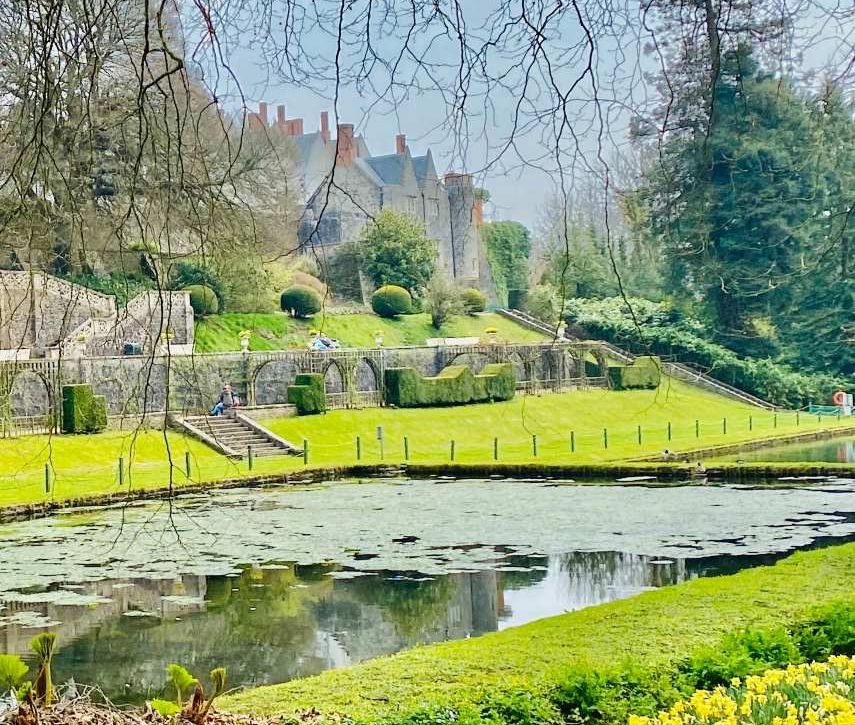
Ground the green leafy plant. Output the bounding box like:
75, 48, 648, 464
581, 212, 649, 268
30, 632, 56, 706
183, 667, 228, 725
371, 285, 413, 318
184, 284, 220, 317
167, 663, 198, 706
0, 654, 27, 692
171, 262, 227, 311
280, 284, 322, 318
461, 288, 486, 314
149, 699, 181, 718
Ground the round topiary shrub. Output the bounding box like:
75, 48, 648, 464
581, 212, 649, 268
280, 284, 322, 318
371, 285, 413, 318
462, 288, 486, 314
184, 285, 219, 317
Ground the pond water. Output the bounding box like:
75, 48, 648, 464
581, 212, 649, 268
717, 434, 855, 463
1, 476, 854, 703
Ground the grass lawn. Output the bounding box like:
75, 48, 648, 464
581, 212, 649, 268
0, 381, 848, 510
194, 311, 547, 352
259, 379, 848, 466
221, 542, 855, 721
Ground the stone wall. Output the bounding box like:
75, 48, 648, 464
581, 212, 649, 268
1, 342, 604, 423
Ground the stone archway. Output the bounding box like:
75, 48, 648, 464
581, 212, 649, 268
8, 370, 55, 435
323, 359, 346, 394
446, 351, 490, 373
253, 358, 300, 406
354, 358, 380, 392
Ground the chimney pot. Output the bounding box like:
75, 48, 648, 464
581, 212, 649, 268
277, 104, 286, 126
258, 102, 268, 126
336, 123, 355, 166
292, 118, 304, 136
320, 111, 330, 142
396, 134, 406, 154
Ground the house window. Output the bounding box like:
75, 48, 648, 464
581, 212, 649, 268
406, 196, 418, 215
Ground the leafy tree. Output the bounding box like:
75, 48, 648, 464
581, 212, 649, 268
357, 209, 437, 294
640, 47, 841, 357
424, 276, 464, 329
482, 221, 531, 306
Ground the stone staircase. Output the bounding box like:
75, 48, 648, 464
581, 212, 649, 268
499, 308, 776, 410
174, 411, 299, 459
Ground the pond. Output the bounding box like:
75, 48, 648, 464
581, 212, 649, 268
1, 476, 854, 703
716, 434, 855, 463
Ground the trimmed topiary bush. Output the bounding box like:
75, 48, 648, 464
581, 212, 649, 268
184, 284, 219, 317
384, 363, 515, 407
62, 384, 107, 433
608, 356, 662, 390
287, 373, 326, 414
462, 288, 487, 314
371, 285, 413, 318
280, 284, 322, 318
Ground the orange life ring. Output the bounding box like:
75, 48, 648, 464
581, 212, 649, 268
832, 390, 847, 405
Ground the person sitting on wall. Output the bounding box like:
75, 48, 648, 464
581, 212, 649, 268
211, 382, 234, 416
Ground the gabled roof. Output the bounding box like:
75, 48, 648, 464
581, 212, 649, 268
412, 149, 437, 186
363, 153, 410, 185
353, 157, 384, 187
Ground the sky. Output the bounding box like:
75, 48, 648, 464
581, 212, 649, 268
189, 0, 854, 231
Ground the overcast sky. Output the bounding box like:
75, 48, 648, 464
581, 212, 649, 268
192, 1, 854, 231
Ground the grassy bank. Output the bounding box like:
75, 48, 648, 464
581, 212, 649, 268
221, 542, 855, 721
0, 381, 850, 510
194, 311, 547, 352
259, 379, 848, 466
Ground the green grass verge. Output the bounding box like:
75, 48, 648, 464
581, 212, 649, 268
0, 381, 849, 510
260, 379, 849, 466
221, 542, 855, 721
194, 311, 547, 352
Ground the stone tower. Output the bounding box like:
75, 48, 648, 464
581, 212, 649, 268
445, 173, 481, 287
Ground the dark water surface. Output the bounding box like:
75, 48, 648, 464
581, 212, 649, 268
0, 476, 853, 702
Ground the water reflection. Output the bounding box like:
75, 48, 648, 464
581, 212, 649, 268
1, 551, 728, 703
718, 435, 855, 463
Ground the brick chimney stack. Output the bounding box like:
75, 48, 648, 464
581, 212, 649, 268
276, 104, 286, 127
258, 102, 269, 127
396, 134, 406, 154
336, 123, 355, 166
320, 111, 330, 142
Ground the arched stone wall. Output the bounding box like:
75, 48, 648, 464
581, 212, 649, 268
253, 358, 300, 406
9, 371, 51, 418
354, 358, 380, 391
323, 360, 346, 394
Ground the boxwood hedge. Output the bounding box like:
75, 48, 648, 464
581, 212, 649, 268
61, 384, 108, 434
384, 363, 515, 407
287, 373, 327, 415
608, 356, 662, 390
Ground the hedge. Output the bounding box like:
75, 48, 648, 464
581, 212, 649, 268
280, 284, 322, 318
183, 284, 219, 316
608, 356, 662, 390
61, 384, 107, 434
371, 285, 413, 318
564, 297, 851, 408
462, 288, 487, 314
287, 373, 326, 415
384, 363, 515, 407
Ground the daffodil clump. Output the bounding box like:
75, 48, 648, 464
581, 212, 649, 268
630, 656, 855, 725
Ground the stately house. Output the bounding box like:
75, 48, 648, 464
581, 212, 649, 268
249, 103, 491, 290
